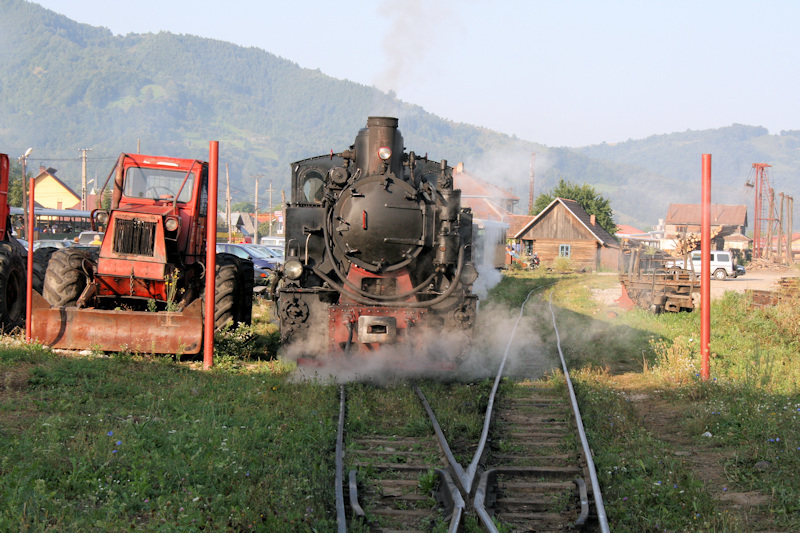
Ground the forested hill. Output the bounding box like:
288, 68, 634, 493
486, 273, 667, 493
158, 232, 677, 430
2, 0, 798, 228
576, 124, 800, 215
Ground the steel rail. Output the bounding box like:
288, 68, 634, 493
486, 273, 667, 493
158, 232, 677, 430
412, 385, 466, 532
413, 385, 468, 492
335, 385, 347, 533
463, 288, 539, 493
548, 291, 610, 533
470, 287, 539, 533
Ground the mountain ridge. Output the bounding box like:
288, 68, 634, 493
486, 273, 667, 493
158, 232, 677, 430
2, 0, 797, 228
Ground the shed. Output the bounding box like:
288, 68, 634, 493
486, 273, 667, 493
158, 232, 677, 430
515, 198, 620, 271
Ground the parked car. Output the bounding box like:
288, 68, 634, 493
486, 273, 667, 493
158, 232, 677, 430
216, 243, 279, 286
252, 244, 284, 261
33, 239, 73, 251
76, 231, 104, 245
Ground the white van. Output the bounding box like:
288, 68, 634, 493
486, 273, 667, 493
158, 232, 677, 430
669, 251, 744, 280
260, 236, 285, 247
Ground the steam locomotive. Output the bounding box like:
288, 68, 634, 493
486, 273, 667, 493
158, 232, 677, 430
275, 117, 479, 367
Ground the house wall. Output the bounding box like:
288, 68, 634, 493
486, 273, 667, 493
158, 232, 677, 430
35, 175, 80, 210
518, 203, 619, 270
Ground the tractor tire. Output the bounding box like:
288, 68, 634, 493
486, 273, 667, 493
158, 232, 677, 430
33, 247, 57, 295
207, 254, 253, 330
42, 248, 96, 307
238, 259, 254, 326
214, 253, 240, 330
0, 243, 26, 332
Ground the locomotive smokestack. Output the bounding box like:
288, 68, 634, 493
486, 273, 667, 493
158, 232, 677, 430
363, 116, 402, 177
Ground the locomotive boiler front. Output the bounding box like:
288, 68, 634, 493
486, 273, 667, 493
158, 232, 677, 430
278, 116, 478, 367
331, 174, 428, 273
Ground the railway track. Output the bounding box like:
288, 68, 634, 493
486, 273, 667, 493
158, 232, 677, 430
338, 384, 465, 532
335, 290, 610, 532
475, 380, 590, 531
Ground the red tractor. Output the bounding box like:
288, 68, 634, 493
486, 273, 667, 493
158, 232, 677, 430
0, 153, 27, 331
32, 153, 252, 354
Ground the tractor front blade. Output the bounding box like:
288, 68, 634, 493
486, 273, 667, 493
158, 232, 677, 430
30, 291, 203, 355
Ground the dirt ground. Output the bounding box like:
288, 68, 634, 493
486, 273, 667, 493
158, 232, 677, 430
593, 267, 800, 306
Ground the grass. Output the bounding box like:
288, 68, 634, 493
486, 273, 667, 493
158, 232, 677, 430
1, 271, 799, 530
497, 271, 800, 532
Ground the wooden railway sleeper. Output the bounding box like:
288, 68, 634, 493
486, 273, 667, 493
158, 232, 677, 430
346, 467, 464, 530
475, 469, 590, 532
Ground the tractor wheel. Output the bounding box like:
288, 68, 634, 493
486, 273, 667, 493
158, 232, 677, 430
238, 259, 254, 326
214, 253, 240, 329
42, 248, 96, 307
33, 247, 57, 295
0, 243, 26, 332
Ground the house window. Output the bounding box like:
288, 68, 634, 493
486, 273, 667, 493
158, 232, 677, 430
559, 244, 571, 257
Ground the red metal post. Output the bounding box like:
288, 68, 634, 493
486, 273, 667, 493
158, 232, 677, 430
25, 177, 35, 341
701, 154, 711, 381
204, 141, 219, 369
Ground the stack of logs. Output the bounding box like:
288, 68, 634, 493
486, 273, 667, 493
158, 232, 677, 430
748, 277, 800, 307
672, 229, 721, 257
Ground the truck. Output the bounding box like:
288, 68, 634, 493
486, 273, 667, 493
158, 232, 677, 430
31, 152, 253, 354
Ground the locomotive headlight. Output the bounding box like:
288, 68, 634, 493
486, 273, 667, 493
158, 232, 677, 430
378, 146, 392, 160
284, 259, 304, 280
460, 262, 479, 286
94, 210, 109, 227
164, 216, 180, 232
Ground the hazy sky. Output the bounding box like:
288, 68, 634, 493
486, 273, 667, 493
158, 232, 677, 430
32, 0, 800, 147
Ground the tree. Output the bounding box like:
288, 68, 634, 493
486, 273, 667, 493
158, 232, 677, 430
231, 201, 255, 213
531, 179, 617, 236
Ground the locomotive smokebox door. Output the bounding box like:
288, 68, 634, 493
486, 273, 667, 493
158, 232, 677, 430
333, 175, 428, 272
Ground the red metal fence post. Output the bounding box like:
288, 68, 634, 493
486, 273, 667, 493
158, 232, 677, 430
25, 177, 35, 341
701, 154, 711, 381
204, 141, 219, 369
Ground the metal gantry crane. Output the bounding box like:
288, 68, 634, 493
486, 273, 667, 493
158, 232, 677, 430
746, 163, 794, 262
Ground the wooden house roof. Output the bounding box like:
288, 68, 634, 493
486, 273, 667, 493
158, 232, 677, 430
665, 204, 748, 226
515, 197, 618, 247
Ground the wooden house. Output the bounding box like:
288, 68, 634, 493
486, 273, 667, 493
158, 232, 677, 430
33, 167, 80, 210
514, 198, 620, 271
663, 203, 748, 251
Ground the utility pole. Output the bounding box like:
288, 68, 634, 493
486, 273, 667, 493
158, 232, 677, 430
225, 163, 231, 243
786, 196, 794, 264
528, 152, 536, 215
777, 192, 785, 263
281, 190, 286, 237
266, 180, 275, 236
19, 148, 32, 240
254, 178, 259, 245
79, 148, 92, 210
250, 174, 264, 244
